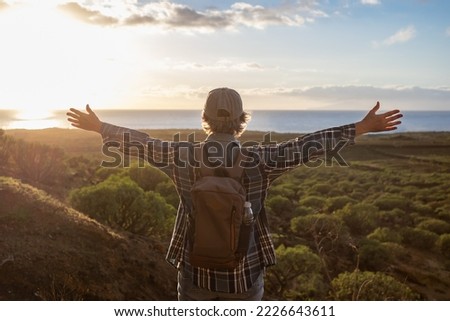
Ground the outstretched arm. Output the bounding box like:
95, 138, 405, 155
66, 104, 102, 133
355, 102, 402, 136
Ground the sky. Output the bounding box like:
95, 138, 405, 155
0, 0, 449, 114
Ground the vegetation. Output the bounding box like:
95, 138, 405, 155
69, 173, 175, 238
331, 270, 419, 300
2, 129, 450, 300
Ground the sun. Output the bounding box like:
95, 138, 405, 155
0, 2, 138, 128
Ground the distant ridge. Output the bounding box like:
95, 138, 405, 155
0, 176, 176, 300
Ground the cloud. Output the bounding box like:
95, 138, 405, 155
163, 59, 266, 72
58, 2, 119, 26
373, 25, 416, 47
0, 1, 9, 11
247, 85, 450, 109
446, 27, 450, 37
142, 85, 450, 110
383, 25, 416, 45
58, 1, 328, 31
361, 0, 381, 5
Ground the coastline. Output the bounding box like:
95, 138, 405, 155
5, 128, 450, 160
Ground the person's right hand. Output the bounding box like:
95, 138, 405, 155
355, 102, 403, 136
66, 104, 102, 133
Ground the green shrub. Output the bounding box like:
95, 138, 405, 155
265, 245, 327, 300
336, 181, 354, 194
69, 174, 175, 237
358, 239, 391, 271
127, 165, 170, 191
368, 227, 402, 243
95, 166, 125, 181
400, 186, 419, 199
291, 214, 350, 254
437, 234, 450, 259
411, 202, 434, 216
374, 195, 409, 211
417, 218, 450, 235
401, 227, 439, 250
331, 270, 418, 300
311, 183, 332, 195
155, 180, 179, 208
436, 205, 450, 223
298, 196, 325, 210
325, 196, 355, 213
382, 242, 408, 261
267, 195, 296, 234
378, 208, 412, 227
336, 203, 379, 236
269, 184, 296, 199
294, 205, 315, 216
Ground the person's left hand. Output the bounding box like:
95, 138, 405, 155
355, 102, 403, 135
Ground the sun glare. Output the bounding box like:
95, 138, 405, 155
0, 2, 139, 128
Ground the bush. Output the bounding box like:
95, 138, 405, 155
378, 208, 412, 227
267, 195, 295, 215
367, 227, 402, 244
155, 180, 179, 208
291, 214, 350, 255
298, 196, 325, 211
0, 129, 12, 167
437, 234, 450, 259
401, 227, 439, 250
436, 205, 450, 223
358, 239, 391, 271
374, 195, 409, 211
331, 270, 418, 300
417, 218, 450, 235
69, 174, 175, 237
411, 202, 434, 216
11, 140, 67, 186
325, 196, 355, 213
311, 183, 332, 195
336, 203, 379, 236
294, 205, 315, 216
269, 184, 296, 199
94, 166, 124, 181
336, 181, 354, 194
127, 165, 170, 191
265, 245, 327, 300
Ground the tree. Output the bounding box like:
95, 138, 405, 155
437, 234, 450, 259
298, 195, 326, 211
325, 196, 355, 213
0, 130, 12, 173
69, 175, 175, 237
374, 194, 409, 211
401, 227, 439, 251
417, 218, 450, 235
367, 227, 402, 244
265, 245, 327, 300
331, 270, 418, 300
127, 164, 170, 191
266, 194, 296, 235
336, 203, 379, 236
357, 238, 391, 271
291, 214, 352, 282
11, 140, 66, 186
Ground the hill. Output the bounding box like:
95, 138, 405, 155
2, 129, 450, 300
0, 176, 177, 300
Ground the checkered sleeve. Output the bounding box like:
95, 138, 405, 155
259, 123, 356, 177
100, 122, 175, 170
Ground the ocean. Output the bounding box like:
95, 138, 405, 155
1, 109, 449, 133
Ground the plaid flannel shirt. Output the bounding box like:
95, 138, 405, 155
101, 123, 356, 293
